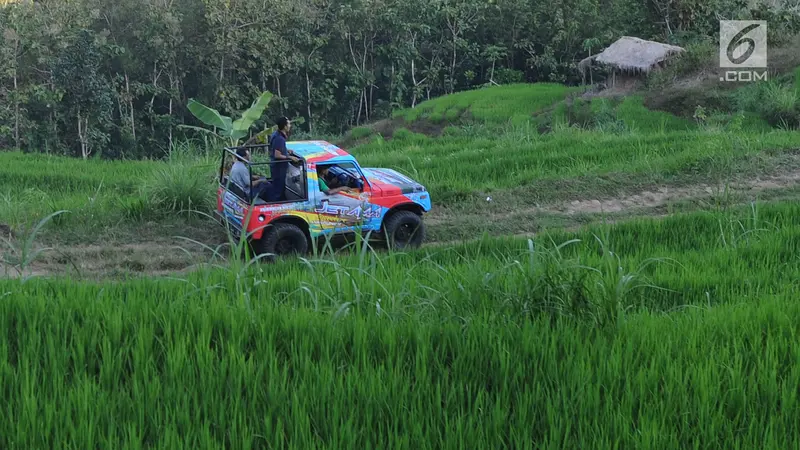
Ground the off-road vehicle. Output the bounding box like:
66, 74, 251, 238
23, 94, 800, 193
216, 140, 431, 257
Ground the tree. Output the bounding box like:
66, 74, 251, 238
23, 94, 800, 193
53, 29, 114, 159
1, 0, 790, 158
436, 0, 485, 93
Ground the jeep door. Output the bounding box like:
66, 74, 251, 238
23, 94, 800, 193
312, 162, 380, 236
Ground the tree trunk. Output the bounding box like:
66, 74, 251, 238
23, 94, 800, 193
117, 89, 124, 128
150, 63, 162, 134
363, 90, 368, 123
347, 32, 368, 125
168, 69, 177, 150
77, 108, 82, 157
218, 53, 225, 88
168, 97, 173, 149
389, 63, 395, 106
50, 72, 57, 149
77, 108, 89, 159
275, 75, 282, 113
83, 117, 90, 159
449, 18, 459, 94
510, 16, 518, 68
125, 72, 136, 142
450, 38, 457, 93
426, 54, 436, 100
356, 91, 363, 125
411, 59, 417, 108
50, 111, 56, 152
305, 69, 313, 132
13, 38, 19, 149
368, 37, 374, 121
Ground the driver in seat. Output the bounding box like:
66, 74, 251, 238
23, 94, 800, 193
319, 165, 364, 192
317, 167, 350, 196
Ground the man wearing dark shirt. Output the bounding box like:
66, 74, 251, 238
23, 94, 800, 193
267, 116, 300, 201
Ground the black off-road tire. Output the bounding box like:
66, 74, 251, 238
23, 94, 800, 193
383, 210, 426, 250
252, 222, 309, 261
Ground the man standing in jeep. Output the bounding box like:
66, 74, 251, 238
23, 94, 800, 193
268, 116, 300, 201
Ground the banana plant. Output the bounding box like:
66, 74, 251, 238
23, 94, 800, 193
180, 91, 274, 146
243, 116, 306, 146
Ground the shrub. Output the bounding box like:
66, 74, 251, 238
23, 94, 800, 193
734, 80, 800, 129
645, 39, 717, 90
391, 128, 427, 142
442, 126, 463, 136
644, 86, 735, 118
794, 67, 800, 95
138, 163, 215, 218
350, 126, 373, 140
494, 68, 524, 84
444, 107, 461, 122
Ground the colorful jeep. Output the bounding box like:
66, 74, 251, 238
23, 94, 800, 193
216, 141, 431, 257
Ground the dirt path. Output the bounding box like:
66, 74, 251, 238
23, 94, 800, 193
545, 168, 800, 215
1, 238, 227, 280
423, 164, 800, 247
2, 165, 798, 279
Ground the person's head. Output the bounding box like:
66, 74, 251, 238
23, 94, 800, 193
235, 147, 250, 161
319, 166, 336, 186
276, 116, 292, 134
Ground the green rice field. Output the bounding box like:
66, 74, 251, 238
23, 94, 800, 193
1, 81, 800, 447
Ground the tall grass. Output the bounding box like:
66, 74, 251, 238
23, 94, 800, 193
130, 163, 216, 220
393, 83, 579, 127
0, 217, 799, 446
4, 200, 798, 321
2, 76, 800, 446
3, 126, 798, 230
3, 81, 800, 230
354, 128, 800, 203
538, 96, 694, 134
0, 145, 216, 229
794, 67, 800, 95
1, 210, 70, 280
733, 79, 800, 129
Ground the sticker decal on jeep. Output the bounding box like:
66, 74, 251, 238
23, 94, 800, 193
315, 200, 381, 219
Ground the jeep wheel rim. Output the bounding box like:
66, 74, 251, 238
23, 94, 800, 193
395, 223, 414, 243
276, 237, 295, 254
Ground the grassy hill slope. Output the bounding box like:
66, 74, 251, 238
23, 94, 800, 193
2, 64, 800, 446
2, 71, 800, 271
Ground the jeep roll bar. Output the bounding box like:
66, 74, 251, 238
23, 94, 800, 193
219, 144, 306, 198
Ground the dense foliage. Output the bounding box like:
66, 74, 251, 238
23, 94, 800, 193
0, 0, 797, 158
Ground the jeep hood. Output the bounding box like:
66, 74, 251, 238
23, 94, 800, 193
361, 168, 426, 194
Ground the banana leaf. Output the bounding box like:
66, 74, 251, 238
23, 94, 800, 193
230, 92, 273, 141
187, 99, 231, 131
176, 124, 219, 137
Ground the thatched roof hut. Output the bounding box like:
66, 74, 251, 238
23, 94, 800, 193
579, 36, 685, 86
